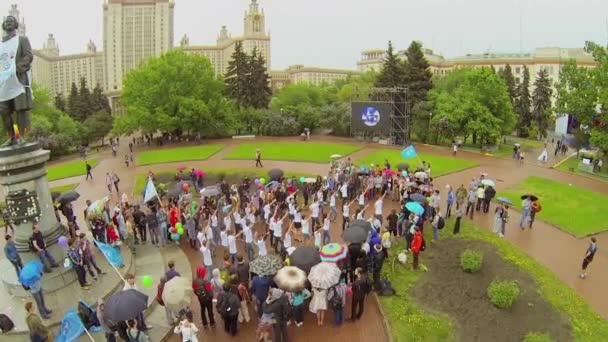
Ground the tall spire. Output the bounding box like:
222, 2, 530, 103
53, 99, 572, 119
7, 4, 26, 36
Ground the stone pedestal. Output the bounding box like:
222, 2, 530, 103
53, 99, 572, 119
0, 142, 66, 253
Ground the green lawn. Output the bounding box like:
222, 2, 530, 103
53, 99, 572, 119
47, 158, 99, 181
224, 142, 361, 163
49, 183, 78, 194
137, 144, 224, 166
500, 176, 608, 237
555, 155, 608, 181
355, 148, 477, 177
381, 220, 608, 341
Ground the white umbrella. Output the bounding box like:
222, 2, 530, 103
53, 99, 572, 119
307, 262, 341, 289
330, 154, 342, 159
162, 276, 192, 311
274, 266, 307, 292
414, 171, 428, 179
304, 177, 316, 184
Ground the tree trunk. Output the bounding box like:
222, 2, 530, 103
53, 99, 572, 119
472, 132, 477, 145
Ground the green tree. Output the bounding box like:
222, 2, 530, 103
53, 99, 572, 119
248, 48, 272, 109
78, 77, 92, 120
585, 41, 608, 155
54, 93, 66, 112
500, 64, 517, 107
225, 41, 249, 108
67, 82, 80, 120
515, 66, 532, 137
114, 50, 231, 137
403, 40, 433, 109
83, 111, 114, 145
532, 69, 553, 139
375, 41, 406, 88
91, 84, 111, 114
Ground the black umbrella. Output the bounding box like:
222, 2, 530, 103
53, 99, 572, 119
521, 194, 539, 201
350, 219, 373, 233
51, 192, 61, 201
57, 190, 80, 204
268, 168, 284, 181
289, 247, 321, 273
104, 289, 149, 322
337, 173, 346, 183
357, 170, 369, 176
342, 226, 368, 243
397, 163, 409, 171
409, 193, 426, 204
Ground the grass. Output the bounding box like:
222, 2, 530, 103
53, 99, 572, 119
355, 148, 477, 177
499, 176, 608, 237
224, 142, 361, 163
555, 155, 608, 181
47, 158, 99, 181
137, 144, 224, 166
49, 183, 78, 194
380, 220, 608, 341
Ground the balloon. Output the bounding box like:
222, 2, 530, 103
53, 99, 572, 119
170, 227, 177, 234
254, 179, 260, 185
258, 184, 264, 189
177, 227, 184, 235
57, 236, 68, 248
260, 178, 266, 185
171, 233, 181, 241
141, 275, 153, 288
175, 222, 183, 230
299, 176, 305, 183
401, 170, 408, 177
182, 183, 189, 191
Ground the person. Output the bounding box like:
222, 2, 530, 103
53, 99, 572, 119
475, 186, 485, 212
27, 277, 52, 319
529, 200, 542, 229
97, 300, 117, 342
351, 269, 371, 321
173, 311, 199, 342
31, 224, 59, 272
289, 287, 311, 327
85, 161, 93, 180
321, 214, 331, 246
112, 172, 120, 193
446, 185, 455, 218
156, 277, 177, 325
431, 212, 442, 241
242, 219, 255, 261
465, 189, 476, 219
263, 288, 290, 342
200, 238, 214, 274
124, 273, 151, 331
455, 184, 467, 210
105, 173, 113, 193
237, 280, 251, 324
165, 260, 180, 282
79, 233, 104, 280
147, 208, 160, 246
386, 209, 398, 237
67, 238, 90, 290
371, 244, 386, 289
411, 227, 423, 270
126, 319, 149, 341
217, 283, 240, 336
251, 274, 270, 317
520, 196, 531, 228
4, 234, 22, 277
453, 205, 464, 235
309, 286, 328, 326
483, 186, 496, 213
193, 266, 215, 328
580, 237, 598, 279
499, 205, 509, 237
374, 194, 384, 224
255, 149, 263, 168
25, 302, 54, 342
327, 277, 347, 326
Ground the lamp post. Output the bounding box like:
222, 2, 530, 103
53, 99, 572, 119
428, 112, 433, 130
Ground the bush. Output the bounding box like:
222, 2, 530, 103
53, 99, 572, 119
487, 280, 520, 309
460, 249, 483, 273
523, 332, 553, 342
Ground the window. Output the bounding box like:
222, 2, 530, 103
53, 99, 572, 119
515, 67, 521, 74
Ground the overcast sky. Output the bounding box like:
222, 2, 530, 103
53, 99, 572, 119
6, 0, 608, 70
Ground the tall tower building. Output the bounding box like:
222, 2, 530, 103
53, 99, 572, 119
241, 0, 270, 69
6, 4, 26, 36
41, 34, 60, 57
103, 0, 175, 92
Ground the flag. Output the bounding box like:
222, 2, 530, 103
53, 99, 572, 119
143, 176, 158, 203
55, 309, 85, 342
96, 241, 124, 268
401, 146, 418, 159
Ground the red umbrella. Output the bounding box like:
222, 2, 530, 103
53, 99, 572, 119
193, 169, 205, 177
383, 169, 395, 176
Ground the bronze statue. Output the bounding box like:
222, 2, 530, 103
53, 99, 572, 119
0, 15, 33, 147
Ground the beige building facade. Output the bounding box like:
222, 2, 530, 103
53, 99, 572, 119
270, 65, 361, 89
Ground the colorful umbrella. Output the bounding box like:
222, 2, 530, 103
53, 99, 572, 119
289, 246, 321, 273
308, 262, 341, 289
274, 266, 307, 292
251, 255, 283, 276
19, 259, 43, 287
405, 201, 424, 215
162, 276, 192, 311
319, 243, 348, 262
104, 289, 149, 322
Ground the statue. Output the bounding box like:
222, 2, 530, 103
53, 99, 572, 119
0, 15, 33, 147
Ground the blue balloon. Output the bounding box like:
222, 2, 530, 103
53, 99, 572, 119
171, 233, 181, 241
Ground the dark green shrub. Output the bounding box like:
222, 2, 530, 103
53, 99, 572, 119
460, 249, 483, 273
487, 280, 520, 309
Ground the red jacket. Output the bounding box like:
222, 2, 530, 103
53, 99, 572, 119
411, 231, 423, 253
192, 266, 213, 293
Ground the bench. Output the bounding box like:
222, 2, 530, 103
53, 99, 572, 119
232, 135, 256, 139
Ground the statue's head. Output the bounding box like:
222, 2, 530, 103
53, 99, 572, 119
2, 16, 18, 33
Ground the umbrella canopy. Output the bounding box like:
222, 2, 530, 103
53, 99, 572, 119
193, 169, 205, 177
104, 289, 149, 322
304, 177, 316, 184
521, 194, 539, 201
350, 219, 373, 233
320, 243, 348, 262
86, 197, 108, 218
406, 201, 424, 215
414, 171, 428, 179
308, 262, 341, 289
342, 226, 368, 243
167, 182, 190, 198
497, 197, 513, 205
19, 259, 43, 287
162, 276, 192, 311
265, 180, 279, 189
251, 255, 283, 276
274, 266, 307, 292
409, 193, 426, 204
199, 186, 220, 197
57, 190, 80, 204
289, 246, 321, 273
268, 168, 284, 180
51, 192, 61, 201
397, 163, 409, 171
330, 154, 342, 159
383, 169, 396, 176
481, 179, 496, 187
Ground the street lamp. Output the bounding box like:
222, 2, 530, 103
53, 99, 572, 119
428, 112, 433, 130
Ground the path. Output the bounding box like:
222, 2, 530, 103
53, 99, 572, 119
35, 136, 608, 339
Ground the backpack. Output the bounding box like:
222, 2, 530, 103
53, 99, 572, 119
532, 202, 542, 213
220, 294, 239, 317
127, 329, 141, 342
328, 286, 343, 310
437, 217, 445, 230
0, 313, 15, 333
194, 279, 212, 303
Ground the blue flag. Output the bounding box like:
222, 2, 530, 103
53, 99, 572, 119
401, 146, 418, 159
143, 176, 158, 203
55, 309, 85, 342
96, 241, 124, 268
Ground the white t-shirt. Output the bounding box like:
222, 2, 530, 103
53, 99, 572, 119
220, 231, 228, 247
356, 211, 364, 220
200, 245, 212, 266
302, 221, 310, 235
243, 225, 253, 243
374, 199, 383, 216
322, 218, 330, 231
273, 220, 283, 238
228, 235, 237, 254
314, 230, 322, 247
233, 212, 242, 225
263, 204, 271, 221
283, 232, 292, 249
223, 217, 232, 230
294, 212, 302, 223
256, 239, 267, 257
340, 184, 348, 198
358, 193, 365, 206
343, 204, 350, 217
197, 231, 206, 246
211, 215, 218, 227
205, 227, 213, 241
330, 194, 336, 207
310, 202, 320, 218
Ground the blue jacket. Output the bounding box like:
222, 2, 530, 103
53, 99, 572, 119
4, 241, 20, 262
251, 275, 270, 302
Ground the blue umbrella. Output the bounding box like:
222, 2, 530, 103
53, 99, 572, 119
497, 197, 513, 205
19, 259, 44, 287
265, 181, 278, 189
405, 201, 424, 215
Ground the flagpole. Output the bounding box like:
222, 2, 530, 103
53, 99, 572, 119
81, 324, 95, 341
95, 238, 126, 283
